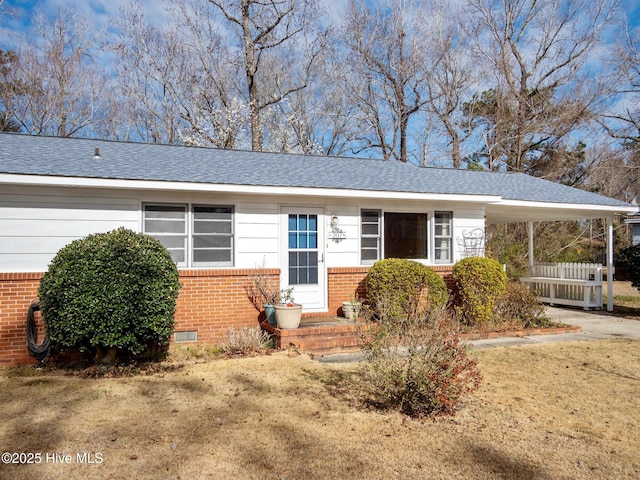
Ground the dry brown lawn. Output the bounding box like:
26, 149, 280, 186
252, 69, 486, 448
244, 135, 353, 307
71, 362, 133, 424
610, 281, 640, 319
1, 338, 639, 480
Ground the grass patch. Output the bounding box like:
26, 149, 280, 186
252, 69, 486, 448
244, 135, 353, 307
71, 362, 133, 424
1, 339, 638, 479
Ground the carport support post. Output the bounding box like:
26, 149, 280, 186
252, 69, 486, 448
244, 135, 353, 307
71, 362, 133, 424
607, 217, 614, 312
528, 221, 534, 269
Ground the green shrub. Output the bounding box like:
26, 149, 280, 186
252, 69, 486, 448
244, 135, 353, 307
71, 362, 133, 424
365, 258, 448, 318
359, 297, 482, 418
620, 244, 640, 292
39, 228, 181, 362
452, 256, 507, 326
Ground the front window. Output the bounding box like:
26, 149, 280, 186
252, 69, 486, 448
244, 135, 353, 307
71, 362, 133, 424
360, 209, 454, 264
360, 209, 381, 265
434, 211, 453, 263
193, 205, 233, 265
143, 204, 187, 264
143, 203, 234, 267
384, 212, 429, 259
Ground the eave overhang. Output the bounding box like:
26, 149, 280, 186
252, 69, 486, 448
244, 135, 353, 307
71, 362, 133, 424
0, 173, 502, 204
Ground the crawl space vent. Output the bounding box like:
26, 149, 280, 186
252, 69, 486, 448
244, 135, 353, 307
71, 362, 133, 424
174, 331, 197, 343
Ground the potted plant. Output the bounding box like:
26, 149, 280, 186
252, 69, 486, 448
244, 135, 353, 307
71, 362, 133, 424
274, 292, 302, 329
248, 270, 299, 327
341, 295, 362, 321
248, 269, 280, 326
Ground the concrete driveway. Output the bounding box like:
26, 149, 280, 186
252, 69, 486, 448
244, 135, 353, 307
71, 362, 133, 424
471, 306, 640, 349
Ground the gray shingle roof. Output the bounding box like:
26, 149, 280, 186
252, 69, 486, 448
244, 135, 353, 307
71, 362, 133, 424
0, 133, 631, 208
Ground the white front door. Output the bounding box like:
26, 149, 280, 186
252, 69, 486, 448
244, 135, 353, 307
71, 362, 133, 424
280, 207, 326, 312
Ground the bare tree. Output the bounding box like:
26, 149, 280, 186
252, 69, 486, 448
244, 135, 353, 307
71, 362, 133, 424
464, 0, 620, 175
3, 7, 108, 137
337, 0, 428, 162
0, 49, 22, 132
286, 48, 361, 156
207, 0, 322, 151
418, 0, 478, 168
110, 3, 192, 144
598, 20, 640, 146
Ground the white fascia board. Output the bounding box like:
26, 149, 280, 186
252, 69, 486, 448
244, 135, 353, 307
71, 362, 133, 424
0, 174, 502, 204
497, 199, 638, 216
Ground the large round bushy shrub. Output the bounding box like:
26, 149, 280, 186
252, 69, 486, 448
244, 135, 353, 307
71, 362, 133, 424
365, 258, 448, 317
452, 256, 507, 326
39, 228, 181, 361
620, 244, 640, 292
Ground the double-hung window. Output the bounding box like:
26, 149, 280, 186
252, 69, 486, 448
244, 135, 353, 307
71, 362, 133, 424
360, 209, 454, 265
434, 211, 453, 263
143, 203, 234, 267
360, 209, 381, 265
143, 204, 187, 264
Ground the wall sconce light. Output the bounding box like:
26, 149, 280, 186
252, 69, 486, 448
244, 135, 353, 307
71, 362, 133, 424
328, 215, 345, 243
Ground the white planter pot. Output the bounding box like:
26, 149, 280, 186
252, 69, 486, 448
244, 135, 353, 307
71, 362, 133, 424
342, 302, 361, 321
274, 303, 302, 329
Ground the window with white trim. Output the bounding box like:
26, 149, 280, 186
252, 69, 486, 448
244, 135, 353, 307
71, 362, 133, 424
143, 203, 234, 267
360, 209, 381, 265
384, 212, 428, 259
143, 204, 187, 264
434, 211, 453, 263
360, 209, 454, 265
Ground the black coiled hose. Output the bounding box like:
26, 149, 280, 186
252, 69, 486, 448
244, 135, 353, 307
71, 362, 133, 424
27, 302, 51, 362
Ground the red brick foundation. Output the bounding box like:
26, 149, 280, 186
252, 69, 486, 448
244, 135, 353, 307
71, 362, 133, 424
0, 265, 455, 366
0, 269, 279, 367
327, 267, 370, 316
327, 265, 455, 316
174, 268, 279, 344
0, 273, 43, 366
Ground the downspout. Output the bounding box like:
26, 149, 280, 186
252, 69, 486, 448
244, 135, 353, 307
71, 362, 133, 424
607, 217, 614, 312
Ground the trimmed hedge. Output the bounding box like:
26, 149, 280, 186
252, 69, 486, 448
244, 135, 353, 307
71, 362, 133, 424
39, 228, 181, 360
365, 258, 448, 317
452, 256, 507, 326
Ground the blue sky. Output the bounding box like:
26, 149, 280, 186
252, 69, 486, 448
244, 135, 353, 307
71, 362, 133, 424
1, 0, 638, 47
1, 0, 638, 162
0, 0, 349, 43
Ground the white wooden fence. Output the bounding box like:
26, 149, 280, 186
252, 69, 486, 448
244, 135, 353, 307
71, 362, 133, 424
520, 262, 603, 310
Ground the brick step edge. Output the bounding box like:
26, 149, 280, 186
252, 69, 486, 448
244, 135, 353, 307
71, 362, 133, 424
460, 325, 582, 341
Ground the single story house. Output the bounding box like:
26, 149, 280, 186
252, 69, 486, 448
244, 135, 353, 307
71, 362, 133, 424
0, 133, 636, 365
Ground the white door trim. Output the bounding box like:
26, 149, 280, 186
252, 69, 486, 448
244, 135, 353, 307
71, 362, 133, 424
280, 207, 326, 312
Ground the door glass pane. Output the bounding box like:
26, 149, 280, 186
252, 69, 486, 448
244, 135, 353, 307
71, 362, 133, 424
289, 267, 299, 285
299, 232, 308, 248
288, 214, 319, 285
